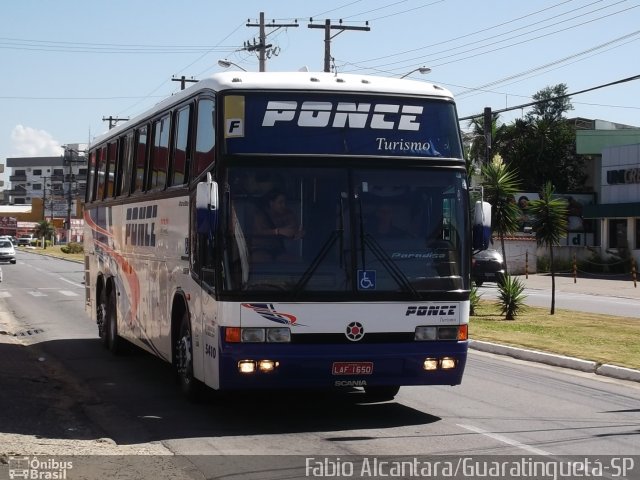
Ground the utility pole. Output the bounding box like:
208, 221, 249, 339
102, 116, 129, 130
483, 107, 492, 164
40, 175, 50, 221
246, 12, 299, 71
171, 75, 198, 90
308, 19, 370, 73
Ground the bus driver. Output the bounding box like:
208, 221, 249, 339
251, 189, 304, 261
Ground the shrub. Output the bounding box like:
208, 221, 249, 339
469, 284, 481, 316
497, 274, 527, 320
61, 242, 84, 254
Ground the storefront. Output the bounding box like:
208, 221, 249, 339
583, 143, 640, 266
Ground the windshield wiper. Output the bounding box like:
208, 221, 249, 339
294, 195, 347, 294
362, 233, 421, 299
294, 229, 344, 293
356, 194, 420, 299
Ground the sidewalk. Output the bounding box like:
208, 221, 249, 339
514, 272, 639, 299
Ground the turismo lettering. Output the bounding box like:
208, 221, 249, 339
125, 205, 157, 247
262, 101, 423, 131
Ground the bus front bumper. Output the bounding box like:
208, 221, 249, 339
218, 341, 467, 390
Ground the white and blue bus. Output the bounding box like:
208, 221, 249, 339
84, 71, 488, 401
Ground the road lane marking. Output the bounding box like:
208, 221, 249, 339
59, 290, 78, 297
0, 291, 10, 298
28, 291, 47, 297
457, 424, 552, 456
58, 276, 84, 289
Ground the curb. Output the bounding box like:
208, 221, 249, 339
469, 340, 640, 383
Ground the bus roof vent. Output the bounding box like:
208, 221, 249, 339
361, 79, 370, 84
336, 78, 345, 83
232, 77, 243, 83
433, 84, 444, 90
310, 77, 320, 82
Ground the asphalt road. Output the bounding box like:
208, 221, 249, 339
1, 251, 639, 477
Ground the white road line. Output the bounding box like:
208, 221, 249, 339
0, 291, 11, 298
457, 424, 553, 456
28, 291, 47, 297
59, 290, 78, 297
58, 276, 84, 289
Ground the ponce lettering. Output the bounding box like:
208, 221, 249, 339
262, 101, 423, 131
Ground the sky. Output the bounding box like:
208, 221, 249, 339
1, 0, 639, 184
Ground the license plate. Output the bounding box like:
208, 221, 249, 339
332, 362, 374, 375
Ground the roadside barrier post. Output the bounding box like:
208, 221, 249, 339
573, 253, 577, 284
525, 251, 528, 279
633, 257, 637, 288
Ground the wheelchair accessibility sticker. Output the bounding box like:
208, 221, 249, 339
357, 270, 376, 290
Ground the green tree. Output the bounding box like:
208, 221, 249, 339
481, 154, 520, 273
528, 182, 568, 315
34, 220, 55, 250
528, 83, 573, 122
498, 84, 586, 192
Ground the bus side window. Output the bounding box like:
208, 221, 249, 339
106, 141, 117, 198
118, 132, 134, 196
96, 146, 107, 200
150, 115, 170, 190
86, 150, 97, 202
193, 98, 215, 181
133, 125, 148, 193
171, 105, 191, 186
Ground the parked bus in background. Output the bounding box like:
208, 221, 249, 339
84, 71, 489, 401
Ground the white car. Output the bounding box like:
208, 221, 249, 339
0, 239, 17, 264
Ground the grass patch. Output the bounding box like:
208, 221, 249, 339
471, 301, 640, 369
18, 245, 84, 263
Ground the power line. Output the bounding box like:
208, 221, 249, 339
458, 74, 640, 121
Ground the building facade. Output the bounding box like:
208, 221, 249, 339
577, 130, 640, 268
2, 145, 87, 241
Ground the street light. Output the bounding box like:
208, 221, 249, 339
218, 59, 247, 71
400, 66, 432, 79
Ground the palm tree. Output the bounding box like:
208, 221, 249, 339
481, 154, 520, 273
34, 220, 55, 250
528, 182, 568, 314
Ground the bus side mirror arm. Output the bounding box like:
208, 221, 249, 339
196, 174, 219, 235
472, 200, 491, 251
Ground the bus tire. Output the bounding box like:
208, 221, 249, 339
97, 288, 108, 347
105, 289, 121, 354
363, 385, 400, 402
175, 311, 200, 401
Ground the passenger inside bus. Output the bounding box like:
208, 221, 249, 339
371, 203, 412, 239
251, 189, 305, 262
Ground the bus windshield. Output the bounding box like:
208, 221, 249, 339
222, 165, 469, 297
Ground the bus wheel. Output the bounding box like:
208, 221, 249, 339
363, 385, 400, 402
105, 290, 121, 354
97, 289, 108, 347
175, 312, 200, 401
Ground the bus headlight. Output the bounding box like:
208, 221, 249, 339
241, 328, 266, 343
266, 328, 291, 343
258, 360, 279, 372
423, 358, 438, 371
441, 357, 457, 370
414, 326, 467, 341
225, 327, 292, 343
238, 360, 256, 373
415, 326, 437, 341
